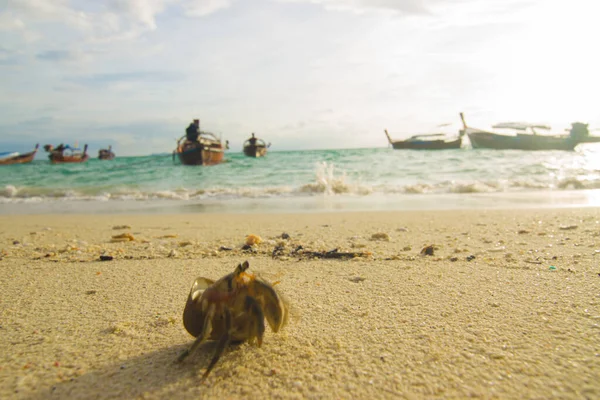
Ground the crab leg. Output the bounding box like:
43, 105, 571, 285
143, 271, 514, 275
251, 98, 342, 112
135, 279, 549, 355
178, 303, 216, 362
201, 308, 232, 382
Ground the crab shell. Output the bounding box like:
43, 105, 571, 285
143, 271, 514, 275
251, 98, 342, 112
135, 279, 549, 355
182, 261, 287, 344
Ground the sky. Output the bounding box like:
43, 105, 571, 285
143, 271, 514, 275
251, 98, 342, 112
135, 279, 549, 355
1, 0, 599, 156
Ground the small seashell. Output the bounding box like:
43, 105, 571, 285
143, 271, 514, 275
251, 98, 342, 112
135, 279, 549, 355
420, 245, 435, 256
111, 233, 135, 242
246, 234, 262, 246
242, 244, 257, 253
487, 246, 506, 253
349, 276, 366, 283
112, 225, 131, 230
370, 233, 390, 241
559, 225, 578, 230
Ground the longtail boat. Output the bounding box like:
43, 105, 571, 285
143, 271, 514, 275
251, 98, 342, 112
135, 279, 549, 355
384, 129, 463, 150
98, 146, 115, 160
174, 132, 227, 166
460, 113, 580, 151
0, 144, 39, 165
44, 144, 89, 163
243, 134, 270, 158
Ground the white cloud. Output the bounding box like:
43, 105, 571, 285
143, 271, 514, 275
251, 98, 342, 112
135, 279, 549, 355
272, 0, 533, 18
107, 0, 171, 30
0, 13, 26, 31
1, 0, 236, 46
272, 0, 438, 14
182, 0, 235, 17
4, 0, 95, 30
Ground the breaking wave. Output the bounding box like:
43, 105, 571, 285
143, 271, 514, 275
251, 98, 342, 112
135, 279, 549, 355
3, 177, 600, 203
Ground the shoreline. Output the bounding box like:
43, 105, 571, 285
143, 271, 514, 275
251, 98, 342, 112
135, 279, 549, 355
1, 189, 600, 215
1, 208, 599, 399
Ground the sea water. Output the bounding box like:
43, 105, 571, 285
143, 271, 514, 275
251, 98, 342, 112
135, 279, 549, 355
2, 145, 600, 214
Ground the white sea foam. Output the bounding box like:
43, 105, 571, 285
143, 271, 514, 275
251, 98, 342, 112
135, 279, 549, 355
1, 178, 600, 203
1, 185, 18, 197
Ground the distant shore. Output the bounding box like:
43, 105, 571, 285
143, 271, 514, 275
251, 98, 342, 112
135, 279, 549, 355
1, 208, 599, 399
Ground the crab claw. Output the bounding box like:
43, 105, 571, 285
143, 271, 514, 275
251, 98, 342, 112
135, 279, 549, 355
243, 296, 266, 346
252, 279, 287, 333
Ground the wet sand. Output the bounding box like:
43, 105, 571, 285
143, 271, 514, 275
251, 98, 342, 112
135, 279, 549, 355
0, 209, 599, 399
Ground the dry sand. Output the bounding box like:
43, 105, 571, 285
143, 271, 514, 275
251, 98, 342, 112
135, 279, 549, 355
0, 209, 599, 399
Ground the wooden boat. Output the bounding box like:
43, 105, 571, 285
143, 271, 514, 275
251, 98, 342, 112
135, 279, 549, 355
243, 134, 270, 158
98, 146, 115, 160
44, 144, 89, 164
0, 144, 39, 165
174, 132, 227, 166
460, 113, 579, 151
384, 129, 463, 150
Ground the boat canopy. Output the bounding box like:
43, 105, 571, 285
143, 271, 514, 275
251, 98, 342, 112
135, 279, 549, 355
63, 146, 84, 154
0, 151, 19, 160
492, 122, 551, 131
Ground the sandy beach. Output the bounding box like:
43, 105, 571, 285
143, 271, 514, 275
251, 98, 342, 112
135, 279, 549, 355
0, 208, 599, 399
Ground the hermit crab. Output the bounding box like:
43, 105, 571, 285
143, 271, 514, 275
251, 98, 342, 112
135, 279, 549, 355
177, 261, 287, 381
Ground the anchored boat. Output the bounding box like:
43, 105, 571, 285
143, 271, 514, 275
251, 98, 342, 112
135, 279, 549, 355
384, 129, 463, 150
98, 146, 115, 160
243, 133, 270, 158
0, 144, 39, 165
460, 113, 579, 151
44, 144, 89, 163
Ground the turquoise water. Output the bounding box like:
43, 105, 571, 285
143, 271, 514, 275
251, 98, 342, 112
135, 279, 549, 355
2, 145, 600, 213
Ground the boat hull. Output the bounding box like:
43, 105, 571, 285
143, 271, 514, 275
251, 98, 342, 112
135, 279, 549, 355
390, 138, 462, 150
467, 131, 577, 151
243, 144, 268, 158
176, 142, 225, 166
45, 144, 89, 164
49, 154, 90, 164
0, 146, 38, 165
578, 136, 600, 143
